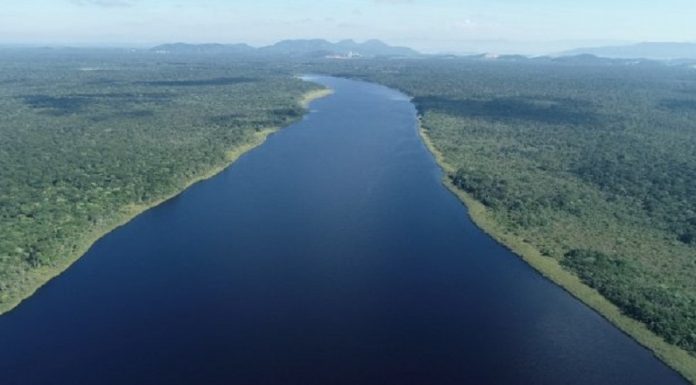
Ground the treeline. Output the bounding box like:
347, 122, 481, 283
0, 51, 318, 310
306, 58, 696, 354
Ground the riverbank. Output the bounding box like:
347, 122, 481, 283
0, 87, 332, 317
299, 88, 334, 109
417, 121, 696, 384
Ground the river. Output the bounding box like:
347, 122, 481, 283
0, 76, 686, 384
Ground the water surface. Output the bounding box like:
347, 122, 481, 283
0, 76, 686, 384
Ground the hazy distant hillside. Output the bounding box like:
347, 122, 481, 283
564, 42, 696, 60
453, 53, 668, 69
151, 39, 420, 58
151, 43, 256, 55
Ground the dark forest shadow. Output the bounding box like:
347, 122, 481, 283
414, 95, 601, 126
136, 77, 256, 87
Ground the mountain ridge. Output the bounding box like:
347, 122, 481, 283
152, 39, 420, 58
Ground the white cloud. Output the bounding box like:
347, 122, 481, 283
453, 19, 476, 30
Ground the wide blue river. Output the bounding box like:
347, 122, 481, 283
0, 76, 686, 384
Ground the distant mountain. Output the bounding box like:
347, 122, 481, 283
563, 42, 696, 60
151, 39, 420, 58
469, 53, 659, 66
151, 43, 255, 55
551, 54, 632, 65
341, 39, 420, 57
260, 38, 419, 57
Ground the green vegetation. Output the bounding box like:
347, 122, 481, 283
2, 48, 695, 380
308, 58, 696, 380
0, 50, 324, 314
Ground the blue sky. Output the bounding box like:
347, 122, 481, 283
1, 0, 694, 53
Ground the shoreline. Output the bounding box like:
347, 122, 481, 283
0, 87, 333, 317
417, 120, 696, 384
299, 88, 333, 109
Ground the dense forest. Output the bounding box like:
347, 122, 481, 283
3, 48, 696, 376
305, 58, 696, 357
0, 49, 320, 313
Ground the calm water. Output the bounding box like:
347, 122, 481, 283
0, 76, 686, 385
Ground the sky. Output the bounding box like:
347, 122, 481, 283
1, 0, 695, 54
